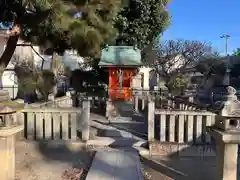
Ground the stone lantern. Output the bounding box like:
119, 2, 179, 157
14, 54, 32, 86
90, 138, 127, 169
209, 86, 240, 180
0, 90, 24, 128
0, 90, 24, 180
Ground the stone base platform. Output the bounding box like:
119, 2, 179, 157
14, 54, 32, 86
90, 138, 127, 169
106, 99, 134, 120
149, 141, 216, 157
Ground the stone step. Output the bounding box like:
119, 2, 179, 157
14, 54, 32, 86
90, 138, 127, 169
90, 120, 145, 141
108, 124, 147, 139
93, 117, 147, 140
91, 123, 134, 138
109, 116, 133, 123
87, 137, 147, 147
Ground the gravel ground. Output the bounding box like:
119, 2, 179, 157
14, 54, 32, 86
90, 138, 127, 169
15, 141, 95, 180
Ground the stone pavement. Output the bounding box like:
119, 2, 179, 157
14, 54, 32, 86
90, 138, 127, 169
141, 155, 216, 180
90, 112, 148, 140
141, 155, 240, 180
86, 150, 144, 180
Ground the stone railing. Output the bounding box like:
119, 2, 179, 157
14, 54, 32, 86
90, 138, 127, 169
17, 100, 90, 141
76, 95, 106, 108
148, 100, 216, 156
28, 95, 72, 108
133, 91, 200, 112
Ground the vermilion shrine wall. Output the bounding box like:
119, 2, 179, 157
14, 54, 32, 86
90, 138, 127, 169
108, 68, 134, 100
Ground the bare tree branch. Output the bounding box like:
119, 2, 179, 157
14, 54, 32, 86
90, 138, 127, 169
152, 39, 214, 86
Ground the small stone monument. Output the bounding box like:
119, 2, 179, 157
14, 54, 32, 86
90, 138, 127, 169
0, 90, 24, 180
209, 86, 240, 180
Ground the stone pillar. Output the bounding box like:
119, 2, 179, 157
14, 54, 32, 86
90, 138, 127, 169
65, 91, 72, 107
0, 125, 23, 180
134, 95, 139, 113
148, 100, 155, 141
106, 99, 118, 121
80, 100, 90, 141
48, 94, 54, 101
216, 143, 238, 180
66, 91, 71, 97
210, 128, 240, 180
156, 73, 160, 87
223, 68, 231, 86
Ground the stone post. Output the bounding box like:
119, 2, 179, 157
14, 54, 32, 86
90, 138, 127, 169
0, 126, 24, 180
80, 100, 90, 141
48, 94, 54, 101
0, 90, 24, 180
209, 86, 240, 180
65, 91, 72, 107
106, 99, 117, 121
148, 99, 155, 142
66, 91, 71, 97
223, 57, 231, 86
223, 68, 230, 86
134, 95, 139, 113
216, 143, 238, 180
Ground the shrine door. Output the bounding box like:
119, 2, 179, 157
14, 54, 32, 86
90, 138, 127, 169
109, 68, 133, 100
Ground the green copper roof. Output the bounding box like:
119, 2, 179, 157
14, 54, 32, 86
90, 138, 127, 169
99, 46, 142, 67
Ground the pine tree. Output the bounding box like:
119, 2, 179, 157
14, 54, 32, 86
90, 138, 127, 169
0, 0, 121, 68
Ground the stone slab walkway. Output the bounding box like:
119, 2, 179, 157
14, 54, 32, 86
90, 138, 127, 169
90, 112, 147, 140
86, 150, 144, 180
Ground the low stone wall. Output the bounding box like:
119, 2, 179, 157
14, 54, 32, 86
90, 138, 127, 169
149, 141, 216, 157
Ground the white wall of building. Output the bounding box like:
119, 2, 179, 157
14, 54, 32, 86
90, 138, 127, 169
2, 70, 18, 99
132, 67, 153, 89
33, 49, 89, 71
139, 67, 153, 89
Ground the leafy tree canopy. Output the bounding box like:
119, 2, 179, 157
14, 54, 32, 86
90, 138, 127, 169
233, 48, 240, 56
114, 0, 170, 49
0, 0, 171, 72
168, 75, 187, 95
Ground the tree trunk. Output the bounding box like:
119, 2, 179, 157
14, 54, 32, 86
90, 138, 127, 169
163, 76, 171, 91
0, 23, 20, 89
0, 35, 19, 68
51, 52, 58, 98
0, 22, 21, 68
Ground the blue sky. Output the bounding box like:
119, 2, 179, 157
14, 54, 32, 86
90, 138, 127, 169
162, 0, 239, 54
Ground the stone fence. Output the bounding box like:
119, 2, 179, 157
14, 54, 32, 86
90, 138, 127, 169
27, 93, 106, 109
147, 100, 217, 156
133, 92, 201, 112
146, 86, 240, 180
76, 95, 107, 108
17, 100, 90, 141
